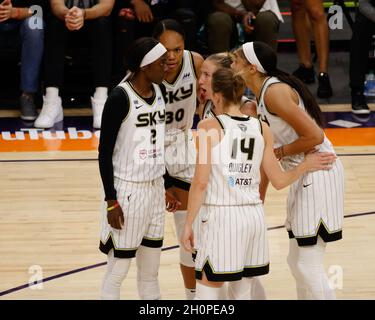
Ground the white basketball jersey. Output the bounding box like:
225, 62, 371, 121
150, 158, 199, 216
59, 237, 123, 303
202, 100, 216, 119
204, 114, 264, 206
113, 81, 166, 182
164, 50, 197, 143
257, 77, 335, 170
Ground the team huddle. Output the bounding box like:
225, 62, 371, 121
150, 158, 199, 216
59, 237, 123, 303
97, 19, 344, 300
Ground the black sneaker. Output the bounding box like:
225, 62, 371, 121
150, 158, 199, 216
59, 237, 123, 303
20, 94, 38, 121
292, 64, 315, 84
351, 92, 370, 114
317, 73, 333, 99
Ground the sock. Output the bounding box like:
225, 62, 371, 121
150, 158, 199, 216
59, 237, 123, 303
195, 282, 222, 300
94, 87, 108, 100
45, 87, 59, 100
185, 288, 196, 300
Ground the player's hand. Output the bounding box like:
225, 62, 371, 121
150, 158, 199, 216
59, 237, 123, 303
131, 0, 153, 23
242, 12, 255, 34
0, 0, 12, 23
107, 200, 124, 230
165, 190, 181, 212
304, 150, 337, 172
181, 224, 194, 253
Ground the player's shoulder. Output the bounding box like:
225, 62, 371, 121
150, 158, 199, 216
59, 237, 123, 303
198, 117, 221, 131
190, 51, 204, 65
189, 51, 204, 75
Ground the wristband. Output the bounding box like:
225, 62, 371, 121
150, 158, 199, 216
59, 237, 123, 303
107, 202, 120, 212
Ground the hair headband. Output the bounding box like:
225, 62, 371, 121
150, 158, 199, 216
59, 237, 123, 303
242, 42, 266, 74
140, 43, 167, 68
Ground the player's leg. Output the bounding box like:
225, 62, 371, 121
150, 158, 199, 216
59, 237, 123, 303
170, 185, 197, 299
195, 273, 224, 300
101, 250, 132, 300
287, 237, 335, 300
227, 278, 254, 300
251, 277, 266, 300
136, 245, 162, 300
137, 179, 165, 300
287, 238, 308, 299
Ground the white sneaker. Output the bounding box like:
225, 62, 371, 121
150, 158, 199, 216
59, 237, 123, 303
34, 96, 63, 128
91, 96, 106, 129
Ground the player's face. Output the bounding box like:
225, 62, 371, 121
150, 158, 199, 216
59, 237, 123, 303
231, 50, 248, 74
146, 54, 168, 84
198, 60, 217, 100
159, 30, 185, 73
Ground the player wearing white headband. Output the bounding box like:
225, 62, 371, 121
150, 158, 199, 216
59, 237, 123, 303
98, 37, 170, 300
232, 41, 344, 300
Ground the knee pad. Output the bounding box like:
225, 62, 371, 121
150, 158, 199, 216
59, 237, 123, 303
136, 246, 162, 300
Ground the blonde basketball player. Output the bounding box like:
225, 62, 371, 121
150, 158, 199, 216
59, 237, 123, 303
98, 37, 167, 300
198, 52, 267, 300
181, 68, 337, 300
232, 41, 345, 300
153, 19, 204, 299
198, 53, 256, 120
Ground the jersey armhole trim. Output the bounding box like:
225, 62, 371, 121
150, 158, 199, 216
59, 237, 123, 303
189, 51, 198, 80
262, 82, 282, 117
258, 119, 263, 135
214, 115, 225, 130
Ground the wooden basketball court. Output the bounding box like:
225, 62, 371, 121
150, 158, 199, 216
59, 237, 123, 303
1, 105, 375, 300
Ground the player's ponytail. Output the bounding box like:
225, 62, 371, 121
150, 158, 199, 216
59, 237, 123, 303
212, 68, 245, 105
240, 42, 323, 127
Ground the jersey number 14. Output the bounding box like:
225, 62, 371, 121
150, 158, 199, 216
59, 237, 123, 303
231, 137, 255, 160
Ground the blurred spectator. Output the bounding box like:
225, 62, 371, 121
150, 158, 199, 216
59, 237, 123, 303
349, 0, 375, 115
114, 0, 198, 81
35, 0, 115, 129
206, 0, 283, 53
290, 0, 332, 98
0, 0, 44, 121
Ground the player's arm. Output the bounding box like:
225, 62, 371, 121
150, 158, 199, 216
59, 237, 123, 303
264, 84, 324, 158
259, 164, 269, 203
192, 51, 204, 81
192, 51, 204, 114
98, 87, 130, 230
261, 122, 336, 190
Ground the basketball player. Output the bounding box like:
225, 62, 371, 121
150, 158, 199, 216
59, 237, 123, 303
198, 53, 256, 120
98, 37, 168, 300
232, 41, 345, 300
153, 19, 204, 300
198, 52, 267, 300
181, 68, 337, 300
